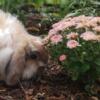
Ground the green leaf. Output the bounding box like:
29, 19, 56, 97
95, 58, 100, 66
71, 70, 79, 81
81, 63, 90, 73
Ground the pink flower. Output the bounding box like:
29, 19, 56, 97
80, 31, 97, 41
76, 23, 85, 28
50, 34, 63, 44
93, 26, 100, 32
59, 54, 67, 61
52, 18, 72, 28
47, 29, 58, 39
67, 40, 80, 49
52, 19, 76, 32
67, 32, 78, 39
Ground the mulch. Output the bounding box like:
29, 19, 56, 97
0, 63, 100, 100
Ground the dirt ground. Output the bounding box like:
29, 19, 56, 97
0, 63, 100, 100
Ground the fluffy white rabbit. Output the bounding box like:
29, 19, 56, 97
0, 10, 48, 85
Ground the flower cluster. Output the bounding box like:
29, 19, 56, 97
44, 15, 100, 81
48, 15, 100, 35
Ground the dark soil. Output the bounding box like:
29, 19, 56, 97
0, 63, 100, 100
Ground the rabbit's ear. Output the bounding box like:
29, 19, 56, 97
5, 47, 26, 85
35, 44, 48, 64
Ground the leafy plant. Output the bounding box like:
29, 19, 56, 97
44, 15, 100, 83
33, 0, 100, 17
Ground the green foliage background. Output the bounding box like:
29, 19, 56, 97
0, 0, 99, 27
0, 0, 100, 17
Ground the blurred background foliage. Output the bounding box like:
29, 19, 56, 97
0, 0, 100, 35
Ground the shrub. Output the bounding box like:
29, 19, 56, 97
44, 15, 100, 83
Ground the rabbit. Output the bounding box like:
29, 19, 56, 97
0, 10, 48, 85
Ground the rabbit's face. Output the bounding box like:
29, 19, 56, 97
22, 39, 48, 80
5, 37, 48, 86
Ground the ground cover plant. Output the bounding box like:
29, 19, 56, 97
44, 15, 100, 85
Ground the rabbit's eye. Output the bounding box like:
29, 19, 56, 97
30, 53, 37, 59
30, 51, 39, 59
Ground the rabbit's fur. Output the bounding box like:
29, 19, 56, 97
0, 10, 48, 85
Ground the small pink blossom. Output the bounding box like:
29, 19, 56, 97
48, 29, 58, 38
52, 20, 64, 28
93, 26, 100, 32
48, 29, 57, 36
80, 31, 97, 41
52, 18, 72, 28
64, 21, 76, 29
50, 34, 63, 44
91, 17, 100, 23
52, 19, 76, 32
67, 32, 78, 39
76, 23, 84, 28
59, 54, 67, 61
67, 40, 80, 49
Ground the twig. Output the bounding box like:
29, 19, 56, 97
0, 95, 13, 100
18, 80, 31, 100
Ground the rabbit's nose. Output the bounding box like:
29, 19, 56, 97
44, 63, 48, 67
39, 62, 48, 68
